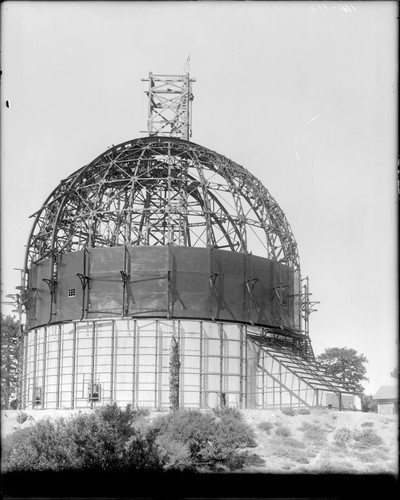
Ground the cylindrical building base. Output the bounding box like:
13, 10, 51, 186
21, 318, 340, 410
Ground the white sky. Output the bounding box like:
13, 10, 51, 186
1, 1, 397, 394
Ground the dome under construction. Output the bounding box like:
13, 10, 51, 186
19, 72, 357, 411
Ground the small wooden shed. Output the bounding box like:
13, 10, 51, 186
373, 385, 398, 414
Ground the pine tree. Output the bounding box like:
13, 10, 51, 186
1, 314, 21, 409
316, 346, 368, 393
169, 335, 180, 410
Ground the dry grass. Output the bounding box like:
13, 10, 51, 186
243, 408, 397, 474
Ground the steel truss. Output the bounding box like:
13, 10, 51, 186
25, 137, 300, 281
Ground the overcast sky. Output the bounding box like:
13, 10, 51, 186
1, 1, 397, 394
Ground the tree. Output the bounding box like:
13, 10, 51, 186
361, 394, 378, 413
316, 346, 368, 393
1, 314, 20, 409
169, 335, 180, 410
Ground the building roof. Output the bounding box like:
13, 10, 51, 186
373, 385, 398, 401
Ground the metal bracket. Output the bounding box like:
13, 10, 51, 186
76, 273, 91, 288
42, 278, 57, 300
119, 271, 129, 285
76, 273, 90, 321
246, 277, 260, 292
209, 272, 220, 286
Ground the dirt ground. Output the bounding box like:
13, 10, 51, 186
1, 407, 398, 474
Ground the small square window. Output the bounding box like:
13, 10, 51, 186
68, 288, 76, 297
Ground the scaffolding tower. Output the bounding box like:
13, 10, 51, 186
142, 72, 195, 140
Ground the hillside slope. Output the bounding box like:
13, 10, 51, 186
1, 407, 397, 474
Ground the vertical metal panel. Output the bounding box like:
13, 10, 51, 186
127, 246, 168, 316
211, 249, 246, 322
88, 247, 125, 317
276, 263, 295, 329
26, 267, 37, 327
249, 256, 276, 326
32, 260, 52, 327
56, 251, 85, 322
169, 247, 210, 318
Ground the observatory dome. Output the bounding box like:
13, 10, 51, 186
26, 137, 299, 271
18, 75, 357, 412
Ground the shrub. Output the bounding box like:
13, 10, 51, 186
123, 429, 164, 470
333, 427, 353, 448
3, 418, 82, 472
275, 425, 292, 437
2, 404, 163, 472
151, 409, 256, 471
16, 411, 28, 424
352, 428, 384, 449
214, 407, 256, 449
281, 407, 296, 416
258, 421, 273, 434
155, 434, 192, 471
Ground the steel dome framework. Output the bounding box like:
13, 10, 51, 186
26, 137, 299, 271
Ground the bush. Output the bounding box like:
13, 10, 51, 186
258, 421, 273, 434
155, 434, 192, 471
2, 404, 163, 472
333, 426, 383, 451
333, 427, 353, 448
3, 418, 82, 472
16, 411, 28, 424
213, 407, 256, 449
3, 405, 260, 473
151, 409, 256, 471
281, 407, 296, 416
352, 428, 384, 449
275, 425, 292, 437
